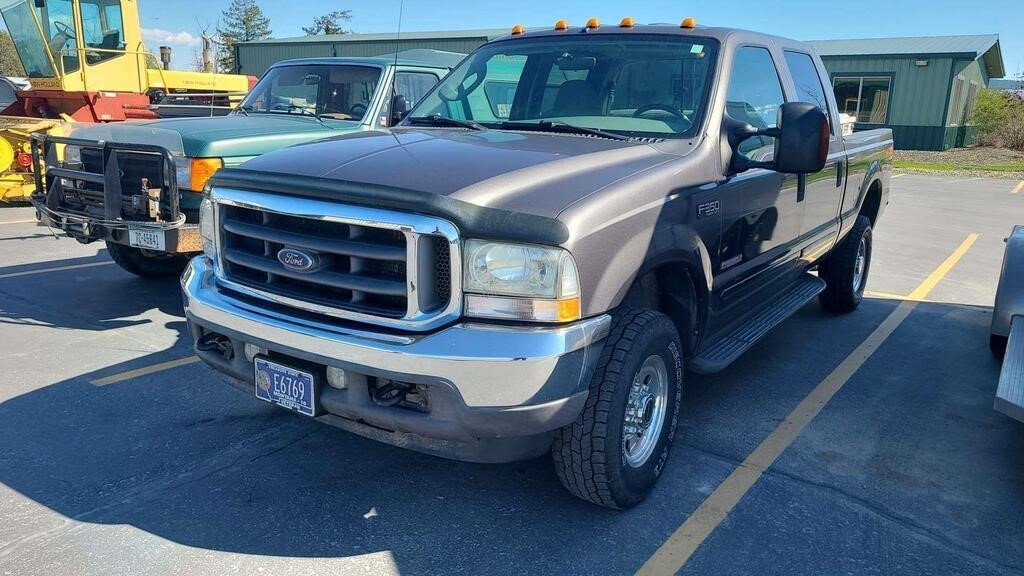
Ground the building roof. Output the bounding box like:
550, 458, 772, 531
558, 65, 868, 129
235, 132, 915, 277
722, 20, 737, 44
269, 49, 466, 70
238, 28, 509, 46
809, 34, 1004, 78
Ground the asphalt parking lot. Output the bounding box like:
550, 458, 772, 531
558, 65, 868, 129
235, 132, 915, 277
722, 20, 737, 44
0, 173, 1022, 575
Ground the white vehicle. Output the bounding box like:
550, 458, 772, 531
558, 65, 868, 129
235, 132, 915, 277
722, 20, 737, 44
992, 225, 1024, 422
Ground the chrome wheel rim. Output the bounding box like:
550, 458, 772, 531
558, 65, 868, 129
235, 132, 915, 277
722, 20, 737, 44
623, 354, 669, 468
853, 237, 867, 292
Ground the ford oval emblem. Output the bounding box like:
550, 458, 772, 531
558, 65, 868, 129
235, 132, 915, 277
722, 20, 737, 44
277, 247, 320, 273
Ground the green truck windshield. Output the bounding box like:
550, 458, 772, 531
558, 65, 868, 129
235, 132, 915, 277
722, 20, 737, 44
411, 35, 719, 139
239, 64, 382, 121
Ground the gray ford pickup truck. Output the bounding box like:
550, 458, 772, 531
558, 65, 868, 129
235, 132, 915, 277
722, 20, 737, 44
181, 20, 892, 508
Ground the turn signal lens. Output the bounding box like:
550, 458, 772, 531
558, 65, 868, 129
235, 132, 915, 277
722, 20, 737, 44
465, 295, 582, 323
189, 157, 223, 192
681, 17, 697, 28
554, 19, 569, 31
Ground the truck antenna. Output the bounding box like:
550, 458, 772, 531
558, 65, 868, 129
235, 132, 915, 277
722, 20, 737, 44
390, 0, 404, 130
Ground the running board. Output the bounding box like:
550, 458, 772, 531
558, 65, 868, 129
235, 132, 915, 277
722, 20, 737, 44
691, 274, 826, 374
995, 317, 1024, 423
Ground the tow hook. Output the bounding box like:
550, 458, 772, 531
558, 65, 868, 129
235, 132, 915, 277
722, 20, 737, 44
370, 379, 413, 407
197, 332, 234, 361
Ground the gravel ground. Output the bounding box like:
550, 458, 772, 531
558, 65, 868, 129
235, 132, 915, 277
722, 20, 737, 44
894, 146, 1024, 179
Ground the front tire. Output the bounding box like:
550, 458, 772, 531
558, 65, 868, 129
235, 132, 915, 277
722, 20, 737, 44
552, 308, 683, 509
105, 241, 190, 278
819, 215, 873, 313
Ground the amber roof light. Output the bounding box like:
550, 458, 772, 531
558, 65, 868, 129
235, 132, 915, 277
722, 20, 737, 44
586, 17, 600, 29
554, 19, 569, 31
681, 17, 697, 29
619, 17, 635, 28
511, 24, 526, 35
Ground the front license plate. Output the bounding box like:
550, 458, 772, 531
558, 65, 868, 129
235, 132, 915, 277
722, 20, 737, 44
128, 228, 166, 251
254, 357, 316, 417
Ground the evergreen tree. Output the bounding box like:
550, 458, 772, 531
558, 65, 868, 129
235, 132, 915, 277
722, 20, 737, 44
216, 0, 272, 73
302, 11, 352, 35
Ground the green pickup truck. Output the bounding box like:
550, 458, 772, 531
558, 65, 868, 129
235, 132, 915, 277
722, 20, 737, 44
31, 50, 462, 276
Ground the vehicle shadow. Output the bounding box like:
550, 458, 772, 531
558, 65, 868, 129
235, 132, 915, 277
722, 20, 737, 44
0, 297, 1020, 574
0, 251, 185, 332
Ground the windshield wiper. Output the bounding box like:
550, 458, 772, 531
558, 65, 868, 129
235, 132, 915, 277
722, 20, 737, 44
406, 114, 487, 131
501, 120, 630, 141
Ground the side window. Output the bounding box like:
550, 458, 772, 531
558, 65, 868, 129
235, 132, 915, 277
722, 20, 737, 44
394, 71, 440, 107
784, 51, 833, 135
78, 0, 126, 64
727, 46, 785, 160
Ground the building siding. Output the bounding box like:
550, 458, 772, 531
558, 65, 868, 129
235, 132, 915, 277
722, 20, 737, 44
822, 55, 954, 128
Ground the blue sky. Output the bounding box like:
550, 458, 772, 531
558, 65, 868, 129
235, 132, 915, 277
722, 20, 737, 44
134, 0, 1021, 76
3, 0, 1022, 77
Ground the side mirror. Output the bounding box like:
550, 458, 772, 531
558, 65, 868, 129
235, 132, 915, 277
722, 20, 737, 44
774, 102, 830, 174
390, 94, 410, 126
726, 102, 829, 175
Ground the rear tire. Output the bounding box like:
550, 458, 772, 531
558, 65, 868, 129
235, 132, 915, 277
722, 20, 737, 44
819, 215, 872, 313
991, 334, 1008, 359
552, 307, 683, 509
105, 241, 190, 278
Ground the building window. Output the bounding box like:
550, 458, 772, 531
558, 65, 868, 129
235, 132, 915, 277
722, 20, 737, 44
832, 76, 891, 124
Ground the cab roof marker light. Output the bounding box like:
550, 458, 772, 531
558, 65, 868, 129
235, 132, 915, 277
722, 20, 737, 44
619, 17, 635, 28
586, 17, 600, 29
681, 17, 697, 29
554, 19, 569, 31
511, 24, 526, 35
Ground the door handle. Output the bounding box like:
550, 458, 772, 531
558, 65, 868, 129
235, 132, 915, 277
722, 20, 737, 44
836, 160, 844, 187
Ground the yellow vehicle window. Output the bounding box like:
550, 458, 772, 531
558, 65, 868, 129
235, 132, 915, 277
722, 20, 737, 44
80, 0, 126, 64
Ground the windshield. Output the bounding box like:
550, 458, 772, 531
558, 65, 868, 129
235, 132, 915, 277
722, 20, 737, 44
0, 0, 56, 78
409, 34, 719, 139
239, 64, 382, 121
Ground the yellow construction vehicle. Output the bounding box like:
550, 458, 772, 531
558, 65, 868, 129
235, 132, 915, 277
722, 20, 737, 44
0, 0, 255, 201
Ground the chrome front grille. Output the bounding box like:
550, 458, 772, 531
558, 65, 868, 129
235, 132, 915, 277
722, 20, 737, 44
211, 187, 460, 331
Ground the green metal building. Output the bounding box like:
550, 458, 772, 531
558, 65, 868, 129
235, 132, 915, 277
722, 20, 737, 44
236, 30, 1005, 151
234, 29, 506, 78
810, 35, 1005, 150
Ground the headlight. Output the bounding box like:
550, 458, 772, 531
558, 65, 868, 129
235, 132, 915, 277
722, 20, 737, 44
463, 239, 581, 323
63, 145, 81, 165
176, 157, 223, 191
199, 197, 215, 259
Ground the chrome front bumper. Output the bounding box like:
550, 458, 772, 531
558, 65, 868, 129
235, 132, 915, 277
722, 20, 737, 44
181, 256, 611, 462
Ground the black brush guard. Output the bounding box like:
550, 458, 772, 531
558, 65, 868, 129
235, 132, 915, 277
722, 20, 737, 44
30, 134, 200, 253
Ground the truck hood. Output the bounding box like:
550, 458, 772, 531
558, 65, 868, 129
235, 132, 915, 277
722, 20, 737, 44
237, 128, 680, 218
67, 114, 357, 159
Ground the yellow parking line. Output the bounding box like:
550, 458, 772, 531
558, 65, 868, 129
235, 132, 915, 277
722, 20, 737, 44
0, 261, 113, 280
637, 233, 979, 576
91, 356, 200, 386
906, 233, 978, 300
0, 219, 37, 225
1012, 180, 1024, 194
